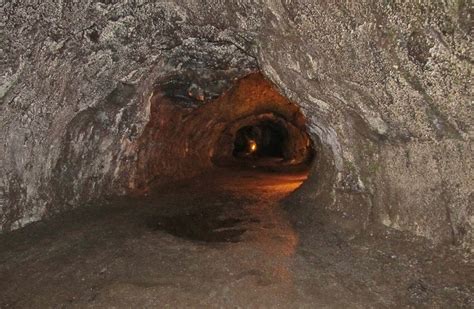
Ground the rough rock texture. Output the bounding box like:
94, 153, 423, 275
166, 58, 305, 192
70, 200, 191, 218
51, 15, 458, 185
1, 1, 472, 250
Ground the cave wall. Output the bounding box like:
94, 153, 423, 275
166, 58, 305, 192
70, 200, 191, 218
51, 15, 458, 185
1, 1, 472, 249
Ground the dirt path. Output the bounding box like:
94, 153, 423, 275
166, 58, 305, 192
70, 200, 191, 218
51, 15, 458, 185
1, 169, 472, 308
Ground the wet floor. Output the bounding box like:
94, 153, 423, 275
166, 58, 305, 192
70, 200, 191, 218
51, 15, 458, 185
0, 169, 472, 308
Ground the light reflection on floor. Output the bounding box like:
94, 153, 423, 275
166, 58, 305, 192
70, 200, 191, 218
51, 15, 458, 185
1, 168, 471, 308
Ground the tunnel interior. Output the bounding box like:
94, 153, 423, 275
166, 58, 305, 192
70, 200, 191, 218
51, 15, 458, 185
2, 3, 472, 307
224, 114, 313, 170
233, 121, 287, 159
131, 72, 318, 243
132, 72, 316, 194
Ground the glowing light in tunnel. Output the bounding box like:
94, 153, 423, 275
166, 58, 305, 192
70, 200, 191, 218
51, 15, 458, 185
249, 140, 257, 153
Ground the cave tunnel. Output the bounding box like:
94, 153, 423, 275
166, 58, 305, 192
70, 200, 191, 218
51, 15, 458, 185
133, 72, 316, 194
228, 117, 313, 168
215, 112, 314, 170
131, 72, 317, 245
233, 121, 288, 158
2, 2, 472, 306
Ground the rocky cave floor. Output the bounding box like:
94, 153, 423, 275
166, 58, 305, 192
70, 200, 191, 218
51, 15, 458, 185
1, 168, 472, 308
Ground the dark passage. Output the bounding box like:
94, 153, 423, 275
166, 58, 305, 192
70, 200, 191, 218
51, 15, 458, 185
233, 121, 288, 159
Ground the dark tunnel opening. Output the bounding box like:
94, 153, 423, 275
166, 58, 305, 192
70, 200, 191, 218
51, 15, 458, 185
213, 111, 315, 172
232, 121, 288, 159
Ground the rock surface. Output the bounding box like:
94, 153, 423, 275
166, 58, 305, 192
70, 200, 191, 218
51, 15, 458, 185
1, 169, 472, 307
1, 1, 472, 249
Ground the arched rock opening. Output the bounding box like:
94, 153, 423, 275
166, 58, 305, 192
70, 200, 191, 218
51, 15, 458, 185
213, 112, 313, 169
129, 72, 319, 195
119, 71, 328, 245
233, 121, 287, 159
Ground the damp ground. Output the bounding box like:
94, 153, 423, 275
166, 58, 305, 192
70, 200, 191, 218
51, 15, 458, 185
0, 169, 472, 308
